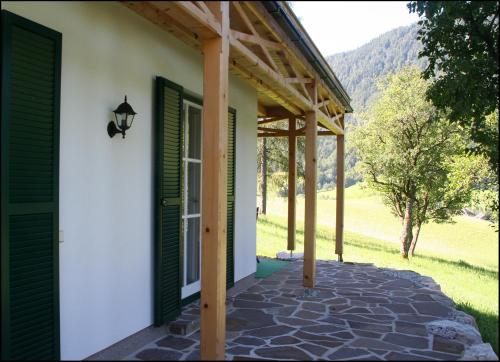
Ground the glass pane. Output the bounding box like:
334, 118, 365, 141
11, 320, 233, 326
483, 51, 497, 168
186, 217, 200, 285
187, 162, 201, 214
188, 106, 202, 159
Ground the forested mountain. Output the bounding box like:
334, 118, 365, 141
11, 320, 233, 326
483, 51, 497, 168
315, 23, 426, 189
264, 23, 427, 193
327, 23, 426, 112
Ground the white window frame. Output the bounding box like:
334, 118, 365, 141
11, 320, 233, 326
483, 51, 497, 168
181, 100, 203, 299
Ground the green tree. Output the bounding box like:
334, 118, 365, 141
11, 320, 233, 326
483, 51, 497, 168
257, 119, 306, 198
353, 67, 485, 258
408, 153, 492, 255
407, 1, 499, 171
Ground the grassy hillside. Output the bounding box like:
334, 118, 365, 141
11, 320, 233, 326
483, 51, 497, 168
256, 185, 499, 354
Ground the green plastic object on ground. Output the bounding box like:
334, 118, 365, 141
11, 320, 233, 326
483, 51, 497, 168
255, 258, 289, 278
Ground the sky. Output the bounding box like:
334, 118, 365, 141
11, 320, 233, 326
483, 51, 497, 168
291, 1, 420, 56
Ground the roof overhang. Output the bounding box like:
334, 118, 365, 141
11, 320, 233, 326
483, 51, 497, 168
123, 1, 353, 134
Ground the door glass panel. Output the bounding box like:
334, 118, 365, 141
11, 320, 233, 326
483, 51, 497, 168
182, 102, 203, 297
188, 106, 202, 159
187, 162, 201, 214
186, 217, 200, 284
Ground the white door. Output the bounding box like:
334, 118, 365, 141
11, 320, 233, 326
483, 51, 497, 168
181, 101, 203, 299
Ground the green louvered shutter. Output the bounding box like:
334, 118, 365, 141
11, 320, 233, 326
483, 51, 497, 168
226, 109, 236, 288
154, 77, 183, 326
1, 10, 61, 361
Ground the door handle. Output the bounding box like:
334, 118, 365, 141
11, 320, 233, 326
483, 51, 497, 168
161, 198, 168, 207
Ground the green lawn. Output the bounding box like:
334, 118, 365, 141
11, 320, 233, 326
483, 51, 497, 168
257, 184, 499, 354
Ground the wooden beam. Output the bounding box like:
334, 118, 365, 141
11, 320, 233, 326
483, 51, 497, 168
257, 102, 267, 117
318, 131, 335, 136
257, 132, 288, 138
232, 2, 279, 71
295, 126, 306, 135
285, 77, 313, 84
335, 115, 345, 262
257, 126, 286, 133
303, 80, 317, 288
259, 106, 295, 118
171, 1, 222, 37
196, 1, 213, 16
260, 131, 334, 138
288, 117, 296, 251
124, 2, 200, 49
245, 2, 346, 112
317, 90, 331, 118
229, 36, 313, 111
257, 130, 290, 137
316, 98, 332, 110
293, 128, 334, 137
318, 110, 343, 135
230, 60, 302, 115
200, 2, 229, 360
288, 60, 312, 103
230, 29, 283, 50
258, 117, 289, 125
245, 2, 312, 77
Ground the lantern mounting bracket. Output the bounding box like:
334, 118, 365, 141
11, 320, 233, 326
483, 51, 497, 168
107, 121, 123, 138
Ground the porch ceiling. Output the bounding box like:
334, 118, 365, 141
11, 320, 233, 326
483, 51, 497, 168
122, 1, 351, 135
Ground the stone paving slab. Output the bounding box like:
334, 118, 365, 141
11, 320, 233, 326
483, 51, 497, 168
126, 260, 497, 361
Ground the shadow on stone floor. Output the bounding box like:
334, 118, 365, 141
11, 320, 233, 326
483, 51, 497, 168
125, 260, 497, 361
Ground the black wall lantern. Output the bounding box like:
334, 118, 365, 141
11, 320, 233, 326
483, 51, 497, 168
107, 95, 137, 138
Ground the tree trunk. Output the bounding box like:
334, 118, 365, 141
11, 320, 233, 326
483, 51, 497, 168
261, 138, 267, 214
409, 221, 422, 257
399, 198, 414, 258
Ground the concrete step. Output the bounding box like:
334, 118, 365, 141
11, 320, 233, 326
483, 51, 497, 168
169, 319, 200, 336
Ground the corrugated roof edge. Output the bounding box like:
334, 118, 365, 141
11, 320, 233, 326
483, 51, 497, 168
263, 1, 353, 113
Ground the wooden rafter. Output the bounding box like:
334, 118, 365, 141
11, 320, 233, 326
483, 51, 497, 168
318, 110, 343, 135
285, 77, 313, 84
123, 1, 348, 133
231, 60, 302, 114
195, 0, 213, 17
230, 29, 283, 50
288, 60, 312, 103
317, 98, 332, 113
232, 2, 279, 71
171, 1, 221, 36
317, 91, 329, 119
258, 117, 289, 125
257, 126, 283, 133
123, 2, 201, 49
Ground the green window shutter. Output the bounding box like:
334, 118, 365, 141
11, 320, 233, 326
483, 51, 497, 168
154, 77, 183, 326
1, 10, 61, 361
227, 109, 236, 288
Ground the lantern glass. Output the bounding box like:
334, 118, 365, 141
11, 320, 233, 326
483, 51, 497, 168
116, 112, 128, 129
109, 95, 137, 138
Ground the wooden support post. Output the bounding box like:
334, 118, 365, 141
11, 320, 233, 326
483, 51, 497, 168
200, 2, 229, 360
287, 117, 296, 251
303, 80, 317, 288
335, 115, 345, 262
261, 138, 267, 215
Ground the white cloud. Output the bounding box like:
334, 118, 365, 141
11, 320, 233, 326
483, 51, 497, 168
291, 1, 420, 56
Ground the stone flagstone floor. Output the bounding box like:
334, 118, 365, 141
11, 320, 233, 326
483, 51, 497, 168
126, 260, 496, 361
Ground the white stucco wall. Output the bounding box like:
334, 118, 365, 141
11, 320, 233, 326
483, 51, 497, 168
1, 1, 257, 360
